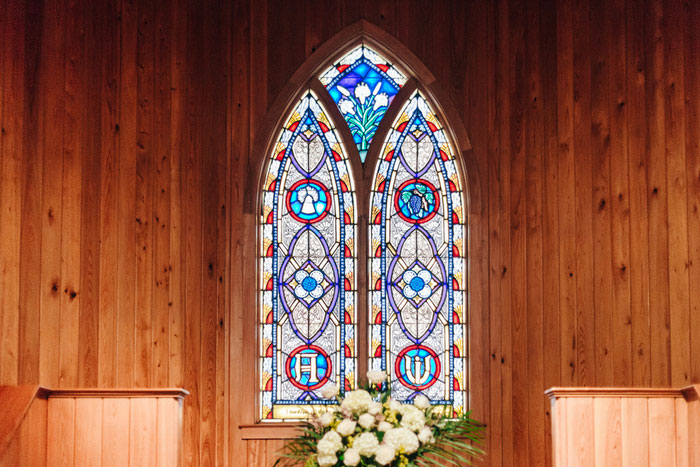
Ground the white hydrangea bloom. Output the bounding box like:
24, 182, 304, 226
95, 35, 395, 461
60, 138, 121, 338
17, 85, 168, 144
377, 421, 393, 432
366, 369, 387, 384
388, 398, 402, 413
317, 411, 334, 427
352, 432, 379, 457
383, 427, 420, 454
358, 412, 375, 429
418, 426, 435, 444
318, 430, 343, 456
374, 444, 396, 465
343, 447, 360, 466
317, 454, 337, 467
400, 406, 425, 432
336, 418, 357, 437
322, 385, 340, 399
341, 389, 373, 414
413, 394, 430, 410
368, 401, 383, 416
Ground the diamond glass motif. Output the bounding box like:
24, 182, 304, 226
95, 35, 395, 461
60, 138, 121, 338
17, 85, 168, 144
320, 45, 407, 163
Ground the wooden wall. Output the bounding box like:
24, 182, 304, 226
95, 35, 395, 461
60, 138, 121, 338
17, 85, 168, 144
1, 0, 699, 466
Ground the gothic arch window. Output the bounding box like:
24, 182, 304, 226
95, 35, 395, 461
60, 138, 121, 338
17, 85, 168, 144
259, 33, 469, 421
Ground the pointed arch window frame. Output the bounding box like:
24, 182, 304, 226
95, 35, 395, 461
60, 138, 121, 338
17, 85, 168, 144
241, 21, 483, 434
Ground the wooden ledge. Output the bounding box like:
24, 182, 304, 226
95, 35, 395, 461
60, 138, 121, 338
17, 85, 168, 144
240, 423, 304, 440
545, 387, 686, 400
46, 388, 189, 399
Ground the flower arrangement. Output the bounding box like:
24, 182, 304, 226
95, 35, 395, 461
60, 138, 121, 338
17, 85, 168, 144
274, 371, 484, 467
336, 82, 390, 160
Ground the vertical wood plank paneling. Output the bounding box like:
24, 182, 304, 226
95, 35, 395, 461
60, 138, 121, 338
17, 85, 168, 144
134, 0, 156, 389
626, 0, 652, 387
47, 398, 75, 466
18, 398, 48, 467
590, 0, 614, 387
156, 398, 179, 467
646, 0, 671, 388
572, 0, 595, 387
593, 397, 622, 467
0, 0, 25, 386
674, 397, 689, 467
97, 0, 120, 389
552, 399, 566, 467
130, 398, 158, 466
648, 397, 677, 465
664, 0, 691, 388
17, 0, 44, 385
152, 0, 173, 390
686, 0, 700, 385
38, 0, 66, 389
524, 0, 545, 464
59, 0, 86, 389
556, 0, 578, 388
116, 0, 138, 389
564, 398, 593, 467
101, 398, 130, 467
74, 398, 103, 466
199, 1, 222, 464
621, 397, 649, 466
78, 0, 103, 389
229, 0, 251, 463
183, 1, 203, 463
167, 0, 186, 390
607, 0, 632, 387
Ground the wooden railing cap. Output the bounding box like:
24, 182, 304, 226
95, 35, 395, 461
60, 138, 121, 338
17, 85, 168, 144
544, 386, 691, 399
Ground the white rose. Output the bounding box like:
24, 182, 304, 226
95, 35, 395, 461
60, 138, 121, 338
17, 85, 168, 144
400, 406, 425, 432
368, 401, 383, 415
383, 427, 420, 454
322, 385, 340, 399
318, 411, 334, 427
318, 430, 343, 454
413, 394, 430, 410
377, 421, 393, 432
318, 454, 338, 467
366, 369, 387, 385
388, 398, 401, 413
374, 444, 396, 465
352, 432, 379, 456
418, 426, 435, 444
336, 418, 357, 437
343, 447, 360, 466
358, 412, 375, 429
341, 389, 373, 414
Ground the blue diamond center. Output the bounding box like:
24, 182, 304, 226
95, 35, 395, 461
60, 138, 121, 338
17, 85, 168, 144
409, 276, 425, 292
301, 276, 318, 292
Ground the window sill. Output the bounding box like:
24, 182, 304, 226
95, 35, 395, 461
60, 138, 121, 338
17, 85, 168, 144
239, 422, 304, 440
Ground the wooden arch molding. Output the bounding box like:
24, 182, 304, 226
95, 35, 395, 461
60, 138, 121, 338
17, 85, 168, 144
242, 19, 484, 427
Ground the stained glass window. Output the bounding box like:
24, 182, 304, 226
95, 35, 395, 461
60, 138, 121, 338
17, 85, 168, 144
369, 92, 466, 416
260, 91, 356, 420
320, 45, 407, 163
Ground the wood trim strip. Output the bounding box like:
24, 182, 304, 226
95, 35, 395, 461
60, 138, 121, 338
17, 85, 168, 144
545, 387, 685, 399
680, 384, 700, 401
239, 424, 303, 440
46, 388, 189, 399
